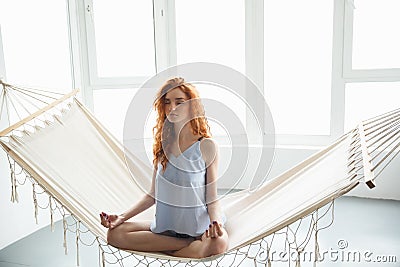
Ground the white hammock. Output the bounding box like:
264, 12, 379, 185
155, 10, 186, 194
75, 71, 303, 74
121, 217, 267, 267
1, 81, 398, 265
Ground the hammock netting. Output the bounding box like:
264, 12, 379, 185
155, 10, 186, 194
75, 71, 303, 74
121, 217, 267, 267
1, 80, 399, 266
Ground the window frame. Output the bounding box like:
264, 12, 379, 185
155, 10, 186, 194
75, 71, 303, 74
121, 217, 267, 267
67, 0, 175, 110
73, 0, 257, 139
259, 0, 345, 146
263, 0, 400, 146
341, 0, 400, 134
0, 25, 6, 80
82, 0, 161, 87
68, 0, 400, 147
342, 0, 400, 82
70, 0, 341, 146
1, 1, 74, 91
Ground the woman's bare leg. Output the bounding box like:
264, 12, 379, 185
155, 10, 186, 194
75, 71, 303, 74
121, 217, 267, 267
166, 239, 205, 258
170, 224, 229, 258
107, 221, 194, 252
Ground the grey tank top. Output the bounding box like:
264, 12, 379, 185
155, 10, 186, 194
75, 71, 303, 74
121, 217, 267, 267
150, 139, 210, 237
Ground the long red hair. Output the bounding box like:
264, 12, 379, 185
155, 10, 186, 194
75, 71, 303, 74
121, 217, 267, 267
153, 77, 211, 170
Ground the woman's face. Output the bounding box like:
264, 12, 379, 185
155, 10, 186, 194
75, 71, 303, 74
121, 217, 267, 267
164, 88, 190, 123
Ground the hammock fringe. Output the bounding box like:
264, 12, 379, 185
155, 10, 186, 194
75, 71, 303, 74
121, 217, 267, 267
63, 214, 68, 255
76, 222, 80, 267
50, 196, 55, 232
9, 156, 18, 203
99, 242, 106, 267
10, 170, 18, 203
32, 183, 38, 224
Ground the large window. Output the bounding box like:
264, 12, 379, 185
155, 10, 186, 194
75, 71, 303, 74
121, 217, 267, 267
89, 0, 155, 78
0, 0, 72, 91
352, 0, 400, 69
175, 0, 246, 135
84, 1, 156, 139
343, 0, 400, 133
87, 0, 247, 141
2, 0, 399, 146
175, 0, 245, 74
264, 0, 333, 136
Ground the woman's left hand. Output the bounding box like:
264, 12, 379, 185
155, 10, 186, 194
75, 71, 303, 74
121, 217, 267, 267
205, 220, 224, 239
100, 212, 125, 229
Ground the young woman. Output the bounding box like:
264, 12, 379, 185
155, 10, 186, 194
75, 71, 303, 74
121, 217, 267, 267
100, 77, 228, 258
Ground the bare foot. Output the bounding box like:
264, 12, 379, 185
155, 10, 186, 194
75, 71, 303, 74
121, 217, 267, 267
202, 221, 229, 256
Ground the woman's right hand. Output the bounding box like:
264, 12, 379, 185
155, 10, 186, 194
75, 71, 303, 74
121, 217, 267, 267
100, 212, 125, 229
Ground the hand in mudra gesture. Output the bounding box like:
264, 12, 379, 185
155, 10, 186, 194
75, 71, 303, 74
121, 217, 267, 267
204, 220, 225, 239
100, 212, 125, 229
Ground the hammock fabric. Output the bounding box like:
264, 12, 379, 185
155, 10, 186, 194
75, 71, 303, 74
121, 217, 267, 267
1, 82, 399, 266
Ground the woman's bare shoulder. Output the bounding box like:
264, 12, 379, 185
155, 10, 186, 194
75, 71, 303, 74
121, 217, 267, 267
199, 137, 218, 148
199, 138, 218, 162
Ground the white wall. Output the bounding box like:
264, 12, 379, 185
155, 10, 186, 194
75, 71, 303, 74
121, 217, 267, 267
0, 41, 52, 247
0, 148, 58, 249
0, 90, 57, 249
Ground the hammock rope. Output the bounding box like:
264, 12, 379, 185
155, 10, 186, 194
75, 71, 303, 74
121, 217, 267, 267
1, 81, 399, 266
0, 81, 79, 137
3, 134, 339, 267
0, 81, 61, 122
355, 108, 400, 188
363, 107, 400, 126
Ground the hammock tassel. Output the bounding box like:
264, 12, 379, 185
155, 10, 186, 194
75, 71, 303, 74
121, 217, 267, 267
76, 222, 80, 266
44, 119, 52, 126
314, 230, 321, 267
32, 183, 38, 224
101, 246, 106, 267
53, 114, 64, 125
9, 157, 18, 203
49, 196, 54, 232
63, 215, 68, 255
10, 170, 18, 203
295, 248, 303, 267
295, 255, 301, 267
266, 246, 272, 267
